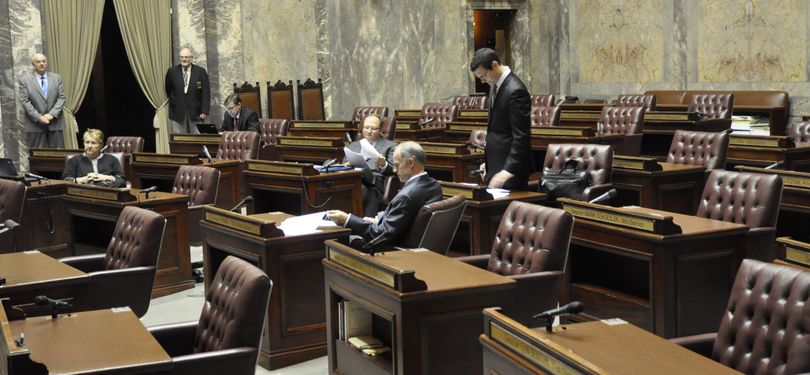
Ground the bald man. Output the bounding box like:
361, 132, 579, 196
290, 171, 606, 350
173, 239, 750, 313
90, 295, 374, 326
165, 47, 210, 133
18, 53, 66, 148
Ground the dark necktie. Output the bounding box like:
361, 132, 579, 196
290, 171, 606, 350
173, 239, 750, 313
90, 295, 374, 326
233, 116, 239, 131
40, 75, 48, 97
490, 84, 498, 108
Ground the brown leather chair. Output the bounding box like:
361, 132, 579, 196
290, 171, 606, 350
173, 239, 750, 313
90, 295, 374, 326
351, 110, 397, 141
530, 105, 561, 126
616, 94, 656, 111
543, 143, 614, 202
788, 121, 810, 147
531, 94, 556, 107
257, 118, 288, 160
147, 256, 272, 375
671, 259, 810, 374
667, 130, 729, 171
105, 136, 145, 154
597, 106, 645, 156
351, 106, 390, 123
419, 103, 458, 128
233, 81, 262, 118
0, 179, 26, 253
399, 194, 467, 255
452, 95, 488, 110
469, 129, 487, 150
696, 170, 783, 261
688, 93, 734, 119
173, 165, 220, 244
57, 206, 165, 317
216, 131, 260, 161
266, 80, 295, 121
458, 202, 574, 326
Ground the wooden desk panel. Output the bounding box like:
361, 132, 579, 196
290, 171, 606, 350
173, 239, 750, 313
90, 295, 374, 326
27, 148, 83, 179
130, 157, 242, 209
394, 127, 445, 142
736, 166, 810, 243
612, 162, 706, 214
728, 145, 810, 172
169, 133, 221, 155
425, 153, 484, 183
0, 252, 88, 315
244, 169, 363, 216
273, 145, 344, 164
13, 180, 69, 254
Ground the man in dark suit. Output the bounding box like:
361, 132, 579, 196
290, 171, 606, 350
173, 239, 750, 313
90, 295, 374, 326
221, 93, 259, 132
165, 47, 210, 134
344, 114, 398, 216
327, 141, 443, 247
470, 48, 531, 190
18, 53, 66, 148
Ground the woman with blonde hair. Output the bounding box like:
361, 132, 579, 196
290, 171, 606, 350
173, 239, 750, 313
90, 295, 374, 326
61, 128, 125, 187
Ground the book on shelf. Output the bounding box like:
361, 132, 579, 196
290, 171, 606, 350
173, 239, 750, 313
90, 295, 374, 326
338, 300, 373, 341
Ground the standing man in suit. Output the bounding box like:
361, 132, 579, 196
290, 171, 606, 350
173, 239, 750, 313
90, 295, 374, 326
327, 141, 443, 247
344, 114, 398, 216
221, 93, 259, 132
469, 48, 531, 190
18, 53, 66, 148
165, 47, 210, 134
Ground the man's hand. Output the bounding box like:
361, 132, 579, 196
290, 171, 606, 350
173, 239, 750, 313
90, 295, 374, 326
326, 210, 349, 226
487, 170, 513, 189
38, 115, 50, 124
376, 155, 386, 168
362, 216, 378, 224
199, 113, 208, 120
44, 114, 54, 121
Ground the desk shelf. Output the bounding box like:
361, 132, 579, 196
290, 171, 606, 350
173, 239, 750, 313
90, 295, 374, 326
329, 294, 394, 375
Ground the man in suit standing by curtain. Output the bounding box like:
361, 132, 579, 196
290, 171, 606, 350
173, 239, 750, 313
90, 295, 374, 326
469, 48, 531, 190
165, 47, 210, 134
18, 53, 66, 148
220, 93, 259, 132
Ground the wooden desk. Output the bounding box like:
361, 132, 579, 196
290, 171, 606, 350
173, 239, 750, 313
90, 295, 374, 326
324, 240, 516, 375
440, 182, 546, 256
393, 123, 445, 142
200, 208, 351, 370
420, 142, 483, 183
736, 166, 810, 243
243, 160, 363, 215
559, 199, 748, 338
480, 307, 740, 374
642, 113, 731, 158
443, 121, 487, 143
129, 152, 243, 209
287, 120, 357, 140
612, 156, 706, 214
274, 136, 345, 163
28, 148, 83, 179
12, 180, 68, 253
1, 306, 171, 374
168, 133, 221, 155
0, 251, 87, 314
530, 127, 626, 150
728, 135, 810, 171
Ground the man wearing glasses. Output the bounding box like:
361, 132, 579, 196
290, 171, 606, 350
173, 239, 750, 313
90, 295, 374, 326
343, 114, 398, 217
221, 93, 259, 132
165, 47, 210, 133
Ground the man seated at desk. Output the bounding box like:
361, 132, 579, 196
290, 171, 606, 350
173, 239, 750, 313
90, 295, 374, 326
327, 141, 442, 247
61, 128, 125, 187
345, 114, 398, 217
220, 92, 259, 132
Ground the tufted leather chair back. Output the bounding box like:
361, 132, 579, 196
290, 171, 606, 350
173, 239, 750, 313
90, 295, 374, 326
530, 105, 561, 126
597, 106, 645, 136
452, 95, 488, 110
688, 93, 734, 119
0, 179, 25, 253
531, 94, 556, 107
788, 121, 810, 147
616, 94, 656, 111
194, 256, 272, 353
711, 259, 810, 374
103, 206, 165, 271
400, 195, 467, 254
172, 165, 220, 206
487, 201, 574, 276
258, 119, 289, 146
105, 136, 145, 154
351, 106, 390, 123
216, 131, 260, 161
544, 144, 613, 187
667, 130, 729, 171
469, 129, 487, 148
420, 103, 458, 128
696, 170, 782, 229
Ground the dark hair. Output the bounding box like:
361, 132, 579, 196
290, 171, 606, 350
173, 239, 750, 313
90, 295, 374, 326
224, 93, 242, 106
469, 48, 500, 71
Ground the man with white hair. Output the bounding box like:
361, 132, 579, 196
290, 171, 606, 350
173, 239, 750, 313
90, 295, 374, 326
18, 53, 66, 148
165, 47, 210, 133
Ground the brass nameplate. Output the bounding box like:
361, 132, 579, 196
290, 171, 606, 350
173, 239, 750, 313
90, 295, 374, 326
67, 186, 120, 201
422, 145, 458, 154
396, 110, 421, 117
645, 113, 691, 121
135, 155, 192, 164
280, 138, 334, 147
249, 163, 304, 175
564, 205, 655, 232
782, 176, 810, 189
449, 124, 486, 132
293, 122, 347, 129
329, 249, 395, 288
490, 323, 580, 375
31, 150, 77, 157
730, 137, 781, 148
172, 135, 221, 142
459, 110, 488, 118
613, 159, 646, 170
560, 112, 600, 120
396, 122, 417, 130
531, 127, 587, 136
205, 211, 262, 236
785, 247, 810, 267
442, 186, 474, 199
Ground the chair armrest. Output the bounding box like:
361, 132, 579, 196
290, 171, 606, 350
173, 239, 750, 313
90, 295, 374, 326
171, 347, 259, 374
749, 226, 776, 236
455, 254, 490, 269
582, 183, 613, 202
85, 266, 157, 317
147, 321, 199, 357
59, 254, 106, 273
510, 270, 564, 283
669, 332, 717, 358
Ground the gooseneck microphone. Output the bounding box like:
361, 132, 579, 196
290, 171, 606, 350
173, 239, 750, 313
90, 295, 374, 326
764, 160, 785, 170
139, 186, 158, 199
469, 169, 485, 178
99, 144, 110, 154
35, 295, 73, 319
362, 229, 395, 256
25, 172, 48, 181
202, 145, 213, 163
533, 301, 584, 332
230, 195, 253, 213
0, 219, 19, 234
419, 118, 436, 128
588, 189, 618, 204
466, 141, 486, 151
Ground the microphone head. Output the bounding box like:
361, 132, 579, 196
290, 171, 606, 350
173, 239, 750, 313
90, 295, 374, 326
4, 219, 19, 230
34, 295, 50, 306
243, 196, 254, 203
567, 301, 584, 314
608, 189, 619, 198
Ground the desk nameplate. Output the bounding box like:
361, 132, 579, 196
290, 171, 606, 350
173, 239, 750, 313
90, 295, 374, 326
645, 112, 699, 121
560, 112, 601, 121
277, 137, 342, 147
448, 124, 487, 132
170, 135, 221, 142
440, 182, 492, 201
325, 241, 428, 293
735, 166, 810, 190
67, 186, 136, 202
291, 121, 352, 129
730, 135, 792, 148
613, 156, 663, 171
396, 121, 419, 130
786, 247, 810, 267
203, 206, 281, 237
394, 110, 422, 118
458, 109, 488, 118
531, 127, 594, 137
246, 160, 318, 176
30, 148, 84, 158
132, 153, 202, 165
421, 142, 469, 155
489, 322, 583, 375
560, 199, 682, 235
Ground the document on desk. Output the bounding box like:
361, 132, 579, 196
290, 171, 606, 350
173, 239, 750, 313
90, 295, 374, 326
486, 188, 510, 199
278, 211, 337, 236
344, 147, 368, 168
359, 138, 381, 168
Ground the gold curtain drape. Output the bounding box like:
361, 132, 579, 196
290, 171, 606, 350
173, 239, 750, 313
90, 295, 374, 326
43, 0, 105, 149
113, 0, 172, 153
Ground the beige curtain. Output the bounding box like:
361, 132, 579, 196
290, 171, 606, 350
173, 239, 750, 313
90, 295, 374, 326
43, 0, 105, 149
113, 0, 172, 153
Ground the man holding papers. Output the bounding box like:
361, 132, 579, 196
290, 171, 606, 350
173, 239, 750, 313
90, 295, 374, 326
343, 114, 398, 216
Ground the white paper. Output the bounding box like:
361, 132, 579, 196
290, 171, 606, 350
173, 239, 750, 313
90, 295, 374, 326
343, 147, 368, 168
278, 211, 336, 236
359, 139, 381, 168
486, 188, 510, 199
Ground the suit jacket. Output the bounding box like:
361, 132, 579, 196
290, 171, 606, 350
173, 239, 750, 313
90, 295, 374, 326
221, 107, 260, 132
486, 72, 532, 190
18, 71, 66, 132
346, 173, 443, 243
165, 64, 210, 122
61, 153, 126, 188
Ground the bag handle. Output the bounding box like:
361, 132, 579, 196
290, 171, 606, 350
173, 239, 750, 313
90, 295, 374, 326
562, 158, 580, 172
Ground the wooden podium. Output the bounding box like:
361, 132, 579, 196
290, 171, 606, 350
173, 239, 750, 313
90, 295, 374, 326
200, 207, 351, 370
559, 199, 748, 338
480, 307, 739, 374
323, 240, 516, 374
612, 155, 706, 214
